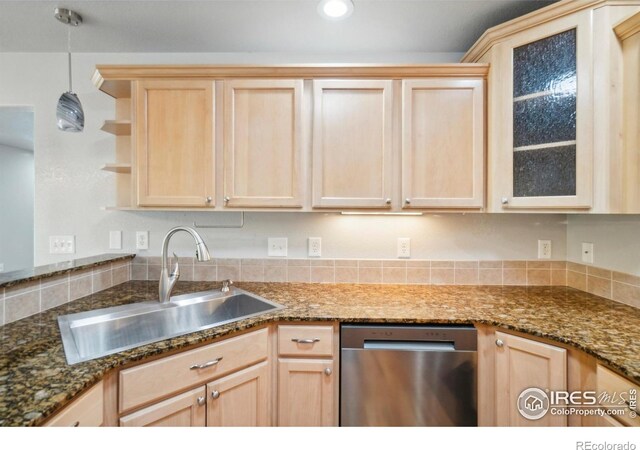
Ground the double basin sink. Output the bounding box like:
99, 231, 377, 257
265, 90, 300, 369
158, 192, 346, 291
58, 288, 284, 365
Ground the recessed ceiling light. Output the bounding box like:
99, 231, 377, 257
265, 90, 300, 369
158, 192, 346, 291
318, 0, 354, 20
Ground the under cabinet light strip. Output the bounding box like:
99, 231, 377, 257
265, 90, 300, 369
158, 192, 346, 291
513, 140, 576, 152
340, 212, 424, 216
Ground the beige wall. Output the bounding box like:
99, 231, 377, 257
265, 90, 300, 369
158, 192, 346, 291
566, 215, 640, 276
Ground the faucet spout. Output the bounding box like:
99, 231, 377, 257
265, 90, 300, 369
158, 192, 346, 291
159, 226, 211, 303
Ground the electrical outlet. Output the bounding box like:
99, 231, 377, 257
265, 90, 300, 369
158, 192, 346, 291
397, 238, 411, 259
538, 240, 551, 259
49, 235, 75, 254
109, 231, 122, 250
308, 237, 322, 257
268, 237, 288, 257
582, 242, 594, 264
136, 231, 149, 250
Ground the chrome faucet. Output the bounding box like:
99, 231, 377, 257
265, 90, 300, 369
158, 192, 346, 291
159, 226, 211, 303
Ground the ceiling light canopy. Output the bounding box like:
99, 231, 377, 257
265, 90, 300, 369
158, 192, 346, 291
318, 0, 354, 20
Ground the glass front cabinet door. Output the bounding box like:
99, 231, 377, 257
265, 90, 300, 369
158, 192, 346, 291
496, 12, 593, 210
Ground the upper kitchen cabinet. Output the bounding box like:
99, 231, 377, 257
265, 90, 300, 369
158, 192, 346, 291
135, 79, 215, 207
402, 79, 484, 209
223, 79, 304, 208
615, 11, 640, 213
312, 80, 394, 209
463, 0, 640, 213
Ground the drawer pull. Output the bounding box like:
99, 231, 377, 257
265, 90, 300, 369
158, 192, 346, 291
291, 338, 320, 344
189, 357, 223, 370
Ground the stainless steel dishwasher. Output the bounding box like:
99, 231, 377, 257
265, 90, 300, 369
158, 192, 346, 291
340, 324, 477, 426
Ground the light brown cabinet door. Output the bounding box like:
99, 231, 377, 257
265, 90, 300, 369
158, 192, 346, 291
223, 79, 303, 208
135, 79, 215, 207
206, 361, 270, 427
492, 12, 593, 210
278, 358, 335, 426
119, 386, 206, 427
402, 79, 484, 208
495, 331, 567, 426
312, 80, 393, 209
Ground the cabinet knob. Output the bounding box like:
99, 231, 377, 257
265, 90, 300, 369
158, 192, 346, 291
206, 196, 212, 203
501, 197, 509, 205
71, 421, 80, 427
324, 368, 332, 376
495, 339, 504, 348
224, 196, 230, 203
211, 390, 220, 399
197, 396, 206, 406
405, 198, 411, 205
385, 198, 392, 205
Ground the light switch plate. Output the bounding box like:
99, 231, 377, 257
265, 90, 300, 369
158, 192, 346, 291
397, 238, 411, 259
537, 240, 551, 259
268, 238, 288, 257
308, 237, 321, 257
582, 242, 594, 264
136, 231, 149, 250
49, 235, 75, 254
109, 231, 122, 250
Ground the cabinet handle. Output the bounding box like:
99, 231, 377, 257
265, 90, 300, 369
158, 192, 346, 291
189, 357, 223, 370
385, 198, 392, 205
324, 368, 332, 376
405, 198, 411, 205
197, 396, 206, 406
211, 390, 220, 400
224, 196, 230, 203
495, 339, 504, 348
71, 421, 80, 427
291, 338, 320, 344
501, 197, 509, 205
205, 196, 212, 203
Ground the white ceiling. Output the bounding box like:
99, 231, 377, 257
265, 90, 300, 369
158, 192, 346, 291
0, 107, 34, 151
0, 0, 555, 54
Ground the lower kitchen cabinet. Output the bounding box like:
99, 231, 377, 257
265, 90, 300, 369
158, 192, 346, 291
206, 361, 270, 426
120, 386, 206, 427
494, 331, 567, 426
44, 380, 104, 427
278, 358, 335, 426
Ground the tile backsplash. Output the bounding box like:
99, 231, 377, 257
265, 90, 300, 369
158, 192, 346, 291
132, 256, 637, 308
0, 260, 131, 327
1, 256, 637, 328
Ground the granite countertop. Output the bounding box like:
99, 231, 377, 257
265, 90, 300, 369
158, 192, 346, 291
0, 254, 135, 289
1, 280, 639, 426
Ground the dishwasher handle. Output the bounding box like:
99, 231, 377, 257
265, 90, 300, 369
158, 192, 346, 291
341, 325, 477, 351
363, 340, 455, 351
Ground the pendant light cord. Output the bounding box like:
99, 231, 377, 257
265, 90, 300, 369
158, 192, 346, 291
67, 26, 73, 93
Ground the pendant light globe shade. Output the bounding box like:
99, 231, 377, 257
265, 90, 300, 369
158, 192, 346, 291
57, 91, 84, 132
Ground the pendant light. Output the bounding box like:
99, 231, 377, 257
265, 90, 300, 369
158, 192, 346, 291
55, 8, 84, 132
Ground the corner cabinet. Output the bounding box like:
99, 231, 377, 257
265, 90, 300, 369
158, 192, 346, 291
311, 80, 394, 209
135, 79, 215, 207
464, 1, 640, 212
223, 79, 304, 208
490, 13, 593, 210
402, 79, 484, 209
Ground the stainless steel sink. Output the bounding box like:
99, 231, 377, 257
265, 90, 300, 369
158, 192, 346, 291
58, 288, 284, 365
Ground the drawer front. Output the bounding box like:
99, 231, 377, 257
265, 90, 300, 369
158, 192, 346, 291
45, 381, 104, 427
278, 325, 334, 358
596, 365, 640, 427
119, 328, 268, 413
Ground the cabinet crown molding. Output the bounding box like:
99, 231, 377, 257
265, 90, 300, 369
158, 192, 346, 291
462, 0, 640, 62
92, 64, 489, 99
